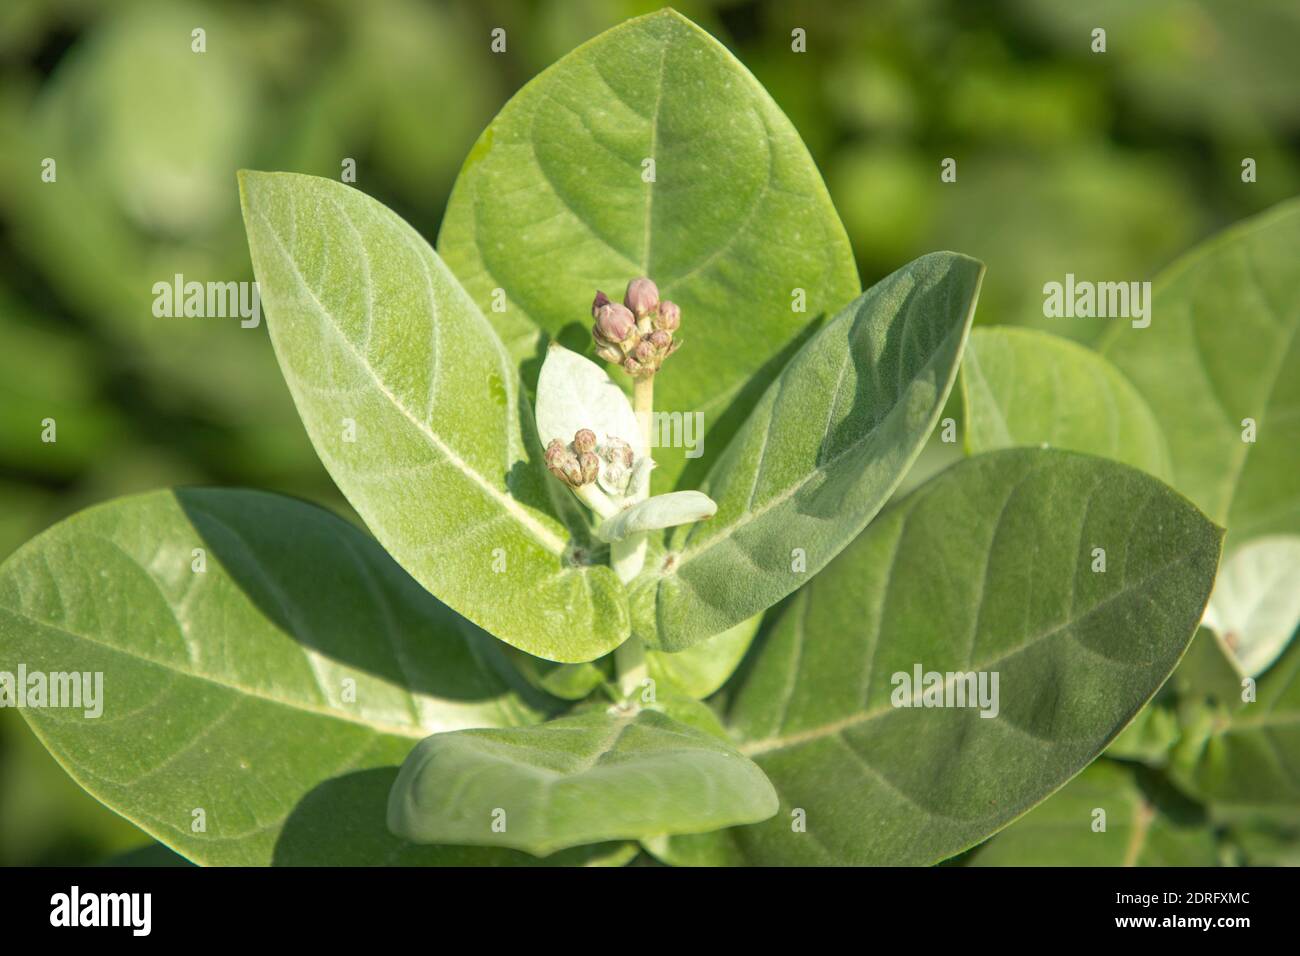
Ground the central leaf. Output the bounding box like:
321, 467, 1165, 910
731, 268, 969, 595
437, 9, 861, 492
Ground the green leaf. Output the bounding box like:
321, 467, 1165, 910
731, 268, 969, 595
631, 252, 983, 651
506, 649, 609, 702
388, 708, 778, 856
1102, 198, 1300, 545
970, 761, 1217, 867
962, 327, 1170, 478
1201, 535, 1300, 677
1171, 630, 1300, 812
239, 170, 627, 663
1105, 697, 1181, 765
437, 9, 861, 492
1172, 629, 1246, 708
646, 613, 763, 700
0, 487, 634, 866
719, 448, 1221, 865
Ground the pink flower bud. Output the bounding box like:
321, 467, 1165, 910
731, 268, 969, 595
591, 290, 611, 318
579, 451, 600, 485
593, 302, 636, 345
655, 300, 681, 332
624, 278, 659, 318
573, 428, 597, 453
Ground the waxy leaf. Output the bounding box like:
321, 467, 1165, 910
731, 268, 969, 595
962, 327, 1170, 478
1102, 198, 1300, 545
388, 708, 778, 855
239, 171, 627, 663
970, 761, 1217, 867
631, 252, 983, 651
0, 488, 635, 865
437, 9, 861, 492
1201, 535, 1300, 678
719, 449, 1221, 865
646, 613, 763, 700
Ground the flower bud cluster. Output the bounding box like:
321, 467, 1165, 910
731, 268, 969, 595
544, 428, 600, 489
591, 277, 681, 377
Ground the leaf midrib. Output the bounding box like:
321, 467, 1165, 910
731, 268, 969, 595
737, 547, 1202, 756
252, 204, 568, 557
0, 604, 430, 740
675, 307, 966, 571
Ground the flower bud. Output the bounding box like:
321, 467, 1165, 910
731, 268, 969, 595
596, 437, 635, 496
655, 300, 680, 332
633, 339, 657, 364
648, 330, 672, 351
602, 437, 634, 469
623, 356, 644, 376
591, 290, 611, 318
594, 343, 623, 364
545, 434, 600, 489
593, 302, 636, 348
579, 451, 600, 485
624, 278, 659, 318
544, 438, 568, 471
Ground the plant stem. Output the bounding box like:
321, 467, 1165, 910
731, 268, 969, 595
575, 483, 619, 520
633, 375, 655, 467
610, 534, 647, 583
615, 636, 648, 701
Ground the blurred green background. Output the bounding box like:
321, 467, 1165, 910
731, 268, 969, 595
1, 0, 1297, 864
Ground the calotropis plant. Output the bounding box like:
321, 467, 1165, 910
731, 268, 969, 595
0, 10, 1237, 865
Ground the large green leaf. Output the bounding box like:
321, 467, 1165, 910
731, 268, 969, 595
962, 327, 1170, 478
1102, 198, 1300, 545
388, 708, 778, 855
437, 9, 861, 492
630, 252, 983, 651
239, 171, 626, 663
719, 448, 1222, 864
970, 761, 1217, 867
0, 488, 631, 866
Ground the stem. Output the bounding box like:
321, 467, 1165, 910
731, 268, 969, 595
611, 533, 647, 583
575, 484, 619, 520
633, 375, 655, 467
615, 636, 648, 701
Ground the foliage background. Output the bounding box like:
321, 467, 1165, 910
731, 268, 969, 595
1, 0, 1296, 864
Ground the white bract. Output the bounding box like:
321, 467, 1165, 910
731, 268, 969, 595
1201, 535, 1300, 677
534, 343, 716, 583
536, 343, 646, 460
